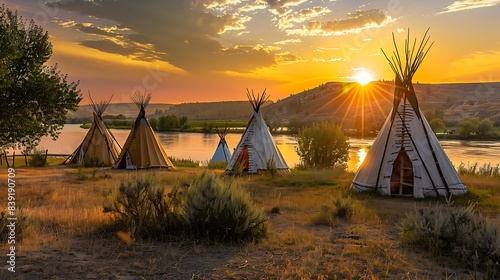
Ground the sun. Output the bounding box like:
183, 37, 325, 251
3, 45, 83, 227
354, 70, 373, 86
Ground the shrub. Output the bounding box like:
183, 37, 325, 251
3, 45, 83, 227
400, 203, 500, 274
183, 172, 267, 241
333, 196, 353, 221
296, 122, 349, 169
28, 148, 47, 167
104, 175, 183, 240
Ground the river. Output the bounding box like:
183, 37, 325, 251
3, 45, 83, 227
29, 124, 500, 171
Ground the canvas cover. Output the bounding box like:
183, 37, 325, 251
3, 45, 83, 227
351, 102, 466, 198
210, 137, 231, 163
114, 116, 173, 169
67, 112, 120, 166
226, 110, 289, 173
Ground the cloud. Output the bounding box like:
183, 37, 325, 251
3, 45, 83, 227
80, 40, 136, 56
264, 0, 308, 13
48, 0, 277, 74
438, 0, 500, 14
274, 39, 302, 45
312, 57, 343, 62
277, 6, 331, 29
275, 52, 307, 64
304, 9, 389, 36
313, 47, 340, 52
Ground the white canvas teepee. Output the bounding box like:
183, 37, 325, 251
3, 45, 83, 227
113, 92, 174, 170
350, 30, 466, 198
226, 89, 289, 174
210, 127, 231, 163
66, 95, 121, 166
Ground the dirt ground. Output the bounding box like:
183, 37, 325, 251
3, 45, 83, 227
0, 167, 479, 279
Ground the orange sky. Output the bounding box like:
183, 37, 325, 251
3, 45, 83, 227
5, 0, 500, 104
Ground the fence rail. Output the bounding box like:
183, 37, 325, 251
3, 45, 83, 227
0, 150, 72, 168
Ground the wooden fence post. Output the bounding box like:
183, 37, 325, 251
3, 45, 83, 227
24, 151, 28, 166
45, 149, 49, 166
12, 151, 15, 168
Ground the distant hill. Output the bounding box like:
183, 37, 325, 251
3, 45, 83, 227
262, 81, 500, 129
67, 82, 500, 126
67, 103, 174, 119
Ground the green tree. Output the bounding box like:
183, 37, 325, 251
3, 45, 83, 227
457, 119, 478, 140
179, 116, 188, 130
429, 118, 446, 133
0, 6, 81, 148
149, 117, 158, 131
296, 122, 349, 169
157, 115, 180, 131
478, 118, 494, 136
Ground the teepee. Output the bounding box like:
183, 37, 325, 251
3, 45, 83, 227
350, 29, 466, 198
226, 89, 289, 173
210, 127, 231, 164
113, 92, 173, 169
66, 95, 121, 166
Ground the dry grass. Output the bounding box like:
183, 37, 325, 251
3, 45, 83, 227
0, 166, 497, 279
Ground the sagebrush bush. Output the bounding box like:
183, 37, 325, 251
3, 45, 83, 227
183, 172, 267, 241
104, 175, 183, 240
400, 203, 500, 274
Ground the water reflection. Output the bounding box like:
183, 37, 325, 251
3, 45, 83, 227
357, 147, 367, 168
31, 124, 500, 172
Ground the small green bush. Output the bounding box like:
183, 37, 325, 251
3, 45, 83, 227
296, 122, 349, 169
28, 148, 47, 167
183, 172, 267, 241
400, 203, 500, 274
104, 175, 183, 239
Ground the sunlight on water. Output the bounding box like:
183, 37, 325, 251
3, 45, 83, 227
357, 147, 367, 168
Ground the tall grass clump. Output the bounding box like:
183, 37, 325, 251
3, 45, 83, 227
333, 196, 353, 221
28, 148, 47, 167
400, 203, 500, 275
104, 175, 183, 240
169, 157, 199, 168
266, 155, 277, 179
183, 172, 267, 241
458, 162, 500, 177
207, 160, 228, 170
0, 210, 25, 243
